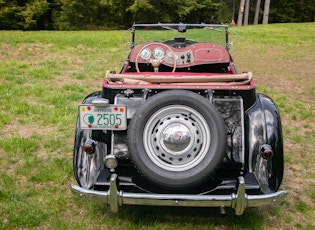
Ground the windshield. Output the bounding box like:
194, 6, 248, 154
129, 23, 230, 49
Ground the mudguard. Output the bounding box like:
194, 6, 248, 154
82, 91, 102, 104
245, 94, 284, 193
73, 91, 108, 188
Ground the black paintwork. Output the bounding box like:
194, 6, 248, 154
245, 94, 284, 193
73, 23, 284, 195
75, 89, 283, 194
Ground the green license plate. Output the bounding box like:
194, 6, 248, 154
79, 105, 127, 130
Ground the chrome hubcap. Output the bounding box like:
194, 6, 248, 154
143, 105, 211, 172
161, 123, 193, 154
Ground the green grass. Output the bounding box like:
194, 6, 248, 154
0, 22, 314, 229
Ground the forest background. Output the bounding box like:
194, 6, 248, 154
0, 0, 314, 30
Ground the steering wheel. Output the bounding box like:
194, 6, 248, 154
135, 42, 177, 73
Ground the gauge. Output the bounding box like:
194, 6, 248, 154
140, 48, 151, 60
153, 47, 165, 59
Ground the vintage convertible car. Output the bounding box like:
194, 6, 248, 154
71, 23, 287, 215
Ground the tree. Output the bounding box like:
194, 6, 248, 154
237, 0, 246, 26
0, 0, 21, 29
54, 0, 114, 30
268, 0, 315, 23
0, 0, 50, 30
254, 0, 261, 24
243, 0, 250, 25
263, 0, 270, 24
123, 0, 220, 25
0, 0, 314, 30
176, 0, 220, 23
19, 0, 50, 29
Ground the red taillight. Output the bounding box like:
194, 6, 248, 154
84, 140, 95, 154
260, 144, 273, 159
263, 150, 273, 158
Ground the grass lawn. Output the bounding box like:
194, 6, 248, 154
0, 22, 314, 229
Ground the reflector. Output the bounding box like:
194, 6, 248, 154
260, 144, 273, 159
84, 140, 95, 154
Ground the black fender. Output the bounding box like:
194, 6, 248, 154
74, 91, 103, 153
245, 94, 284, 193
73, 91, 108, 188
82, 91, 102, 104
74, 91, 103, 155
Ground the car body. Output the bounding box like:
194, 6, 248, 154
70, 23, 287, 215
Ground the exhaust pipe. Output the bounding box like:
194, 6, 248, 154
219, 206, 226, 217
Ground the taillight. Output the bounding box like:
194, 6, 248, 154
260, 144, 273, 159
83, 140, 95, 154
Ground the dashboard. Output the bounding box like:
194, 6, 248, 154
129, 42, 230, 68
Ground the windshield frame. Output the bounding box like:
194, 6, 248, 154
130, 23, 230, 50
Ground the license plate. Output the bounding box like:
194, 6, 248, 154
79, 105, 127, 130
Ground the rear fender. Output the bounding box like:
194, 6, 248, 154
82, 91, 102, 104
74, 91, 103, 148
245, 94, 284, 193
73, 91, 108, 188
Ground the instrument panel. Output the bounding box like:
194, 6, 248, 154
131, 42, 230, 68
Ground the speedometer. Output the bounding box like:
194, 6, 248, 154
153, 47, 165, 59
140, 48, 151, 60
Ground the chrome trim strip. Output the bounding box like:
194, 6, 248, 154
133, 23, 228, 28
70, 175, 287, 216
92, 98, 109, 107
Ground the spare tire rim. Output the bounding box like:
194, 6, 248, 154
143, 105, 211, 172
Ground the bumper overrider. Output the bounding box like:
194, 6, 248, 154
71, 174, 287, 215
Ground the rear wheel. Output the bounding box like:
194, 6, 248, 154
127, 90, 227, 191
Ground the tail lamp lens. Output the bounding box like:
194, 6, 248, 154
260, 144, 273, 159
84, 140, 95, 154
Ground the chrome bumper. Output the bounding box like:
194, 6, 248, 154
71, 174, 287, 215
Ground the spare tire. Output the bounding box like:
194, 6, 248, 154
127, 90, 226, 191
